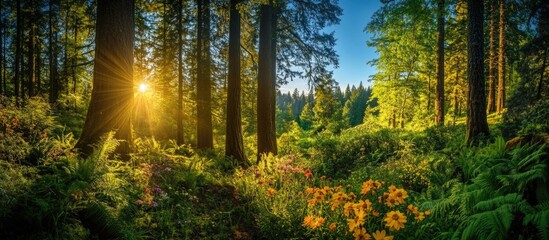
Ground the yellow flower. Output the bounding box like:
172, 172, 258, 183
344, 202, 354, 216
347, 217, 364, 233
267, 188, 277, 197
303, 215, 324, 229
424, 210, 431, 216
372, 230, 393, 240
390, 189, 408, 204
414, 212, 425, 222
384, 211, 407, 231
353, 227, 372, 240
355, 199, 373, 212
354, 207, 367, 220
384, 196, 398, 207
361, 179, 374, 195
305, 187, 314, 195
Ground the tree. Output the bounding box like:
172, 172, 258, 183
487, 0, 497, 113
75, 0, 134, 157
257, 1, 277, 162
48, 0, 59, 104
225, 0, 247, 165
435, 0, 445, 125
466, 0, 489, 144
14, 0, 21, 102
196, 0, 213, 150
176, 0, 184, 145
496, 0, 506, 113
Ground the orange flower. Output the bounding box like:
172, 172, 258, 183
424, 210, 431, 216
329, 223, 336, 231
361, 179, 374, 195
267, 188, 277, 197
344, 202, 354, 216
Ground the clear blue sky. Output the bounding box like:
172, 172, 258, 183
279, 0, 382, 93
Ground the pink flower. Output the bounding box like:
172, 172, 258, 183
304, 169, 313, 179
135, 199, 144, 205
150, 201, 158, 207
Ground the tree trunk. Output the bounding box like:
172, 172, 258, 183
0, 0, 3, 96
28, 0, 36, 97
14, 0, 21, 102
176, 0, 184, 145
225, 0, 248, 165
73, 17, 78, 109
49, 0, 59, 104
466, 0, 489, 145
435, 0, 445, 125
496, 0, 506, 113
196, 0, 213, 150
427, 73, 431, 112
487, 0, 497, 113
257, 1, 277, 162
75, 0, 134, 158
538, 49, 547, 100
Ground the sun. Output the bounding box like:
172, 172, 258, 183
138, 83, 149, 93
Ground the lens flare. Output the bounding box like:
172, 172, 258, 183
138, 83, 149, 93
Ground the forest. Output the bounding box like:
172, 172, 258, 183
0, 0, 548, 239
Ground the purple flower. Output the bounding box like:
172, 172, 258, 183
164, 167, 172, 172
150, 201, 158, 207
152, 187, 163, 193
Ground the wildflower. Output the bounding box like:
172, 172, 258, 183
135, 199, 144, 205
424, 210, 431, 216
164, 167, 172, 172
347, 217, 363, 233
330, 191, 349, 210
414, 212, 425, 222
305, 187, 314, 195
361, 179, 374, 195
372, 211, 380, 217
344, 202, 354, 216
303, 215, 324, 229
329, 223, 336, 231
384, 196, 398, 207
355, 199, 373, 212
303, 215, 314, 227
353, 227, 372, 240
304, 169, 313, 179
320, 175, 326, 180
152, 187, 164, 194
407, 205, 418, 214
150, 201, 159, 207
390, 189, 408, 204
267, 188, 277, 197
372, 230, 393, 240
384, 211, 406, 231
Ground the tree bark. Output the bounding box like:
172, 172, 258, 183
176, 0, 184, 145
466, 0, 489, 145
487, 0, 497, 113
257, 1, 277, 162
496, 0, 506, 113
0, 0, 3, 96
75, 0, 134, 158
196, 0, 213, 150
225, 0, 248, 165
49, 0, 59, 104
14, 0, 21, 102
538, 49, 547, 100
28, 0, 37, 97
435, 0, 445, 125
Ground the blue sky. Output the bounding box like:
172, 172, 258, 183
279, 0, 382, 93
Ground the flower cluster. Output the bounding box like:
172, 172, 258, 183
302, 215, 325, 229
302, 178, 429, 240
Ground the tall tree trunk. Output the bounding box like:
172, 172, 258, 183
196, 0, 213, 150
14, 0, 21, 102
435, 0, 445, 125
75, 0, 134, 158
49, 0, 59, 104
225, 0, 247, 165
427, 73, 431, 112
487, 0, 497, 113
176, 0, 184, 145
28, 0, 36, 97
466, 0, 489, 145
257, 1, 277, 162
0, 0, 3, 96
73, 17, 78, 109
538, 49, 547, 100
496, 0, 506, 113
